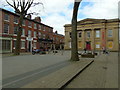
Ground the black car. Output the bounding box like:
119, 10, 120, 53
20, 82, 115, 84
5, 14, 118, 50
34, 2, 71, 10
32, 49, 46, 55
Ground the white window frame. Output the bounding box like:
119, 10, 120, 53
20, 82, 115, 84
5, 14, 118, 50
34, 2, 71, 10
28, 21, 32, 28
4, 23, 9, 34
21, 41, 25, 49
22, 28, 25, 36
28, 30, 31, 37
14, 16, 18, 24
108, 29, 113, 37
96, 30, 100, 38
4, 13, 10, 22
34, 31, 37, 38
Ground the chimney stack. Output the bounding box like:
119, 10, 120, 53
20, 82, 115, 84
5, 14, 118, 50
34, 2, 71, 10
34, 17, 41, 23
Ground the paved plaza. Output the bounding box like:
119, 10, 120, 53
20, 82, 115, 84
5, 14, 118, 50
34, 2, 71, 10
1, 51, 119, 88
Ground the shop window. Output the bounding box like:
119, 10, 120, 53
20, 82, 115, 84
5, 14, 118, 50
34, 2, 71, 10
2, 40, 11, 51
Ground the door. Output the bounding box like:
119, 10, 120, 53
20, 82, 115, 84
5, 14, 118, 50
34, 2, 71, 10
86, 41, 91, 50
28, 41, 31, 52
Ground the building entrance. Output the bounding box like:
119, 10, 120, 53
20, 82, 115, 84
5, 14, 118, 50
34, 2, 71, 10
28, 41, 32, 52
86, 41, 91, 50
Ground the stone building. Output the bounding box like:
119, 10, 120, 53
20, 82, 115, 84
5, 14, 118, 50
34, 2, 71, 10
64, 18, 119, 51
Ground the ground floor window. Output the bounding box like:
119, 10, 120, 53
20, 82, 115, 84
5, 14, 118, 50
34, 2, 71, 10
69, 42, 71, 48
13, 40, 16, 49
78, 41, 82, 48
108, 41, 113, 49
2, 40, 11, 51
33, 42, 37, 49
95, 42, 100, 49
21, 41, 25, 49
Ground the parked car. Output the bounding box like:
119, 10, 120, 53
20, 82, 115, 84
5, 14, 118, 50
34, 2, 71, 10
32, 49, 46, 55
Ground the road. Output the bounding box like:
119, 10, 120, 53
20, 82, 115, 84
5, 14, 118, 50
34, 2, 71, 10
2, 51, 71, 88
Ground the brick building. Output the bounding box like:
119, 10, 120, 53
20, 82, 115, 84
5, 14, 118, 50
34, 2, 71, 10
0, 8, 64, 53
64, 18, 119, 51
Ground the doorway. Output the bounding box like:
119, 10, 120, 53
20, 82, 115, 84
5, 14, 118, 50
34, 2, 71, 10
28, 41, 32, 52
86, 41, 91, 50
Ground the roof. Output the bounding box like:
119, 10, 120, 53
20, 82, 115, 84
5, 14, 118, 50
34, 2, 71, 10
64, 18, 119, 27
0, 8, 53, 29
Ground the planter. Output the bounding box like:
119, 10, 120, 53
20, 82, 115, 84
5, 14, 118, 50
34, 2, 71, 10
81, 54, 95, 58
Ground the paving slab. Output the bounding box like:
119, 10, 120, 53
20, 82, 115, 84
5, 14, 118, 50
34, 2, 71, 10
22, 59, 94, 88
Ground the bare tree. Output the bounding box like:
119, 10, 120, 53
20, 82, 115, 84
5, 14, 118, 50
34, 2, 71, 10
6, 0, 42, 55
70, 0, 82, 61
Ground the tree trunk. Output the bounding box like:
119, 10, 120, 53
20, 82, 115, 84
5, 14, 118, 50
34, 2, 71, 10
70, 1, 80, 61
14, 14, 24, 55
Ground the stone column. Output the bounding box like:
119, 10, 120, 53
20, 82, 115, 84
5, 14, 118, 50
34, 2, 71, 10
91, 29, 95, 51
82, 30, 85, 50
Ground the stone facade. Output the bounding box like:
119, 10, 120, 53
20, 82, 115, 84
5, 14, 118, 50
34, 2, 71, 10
64, 18, 119, 51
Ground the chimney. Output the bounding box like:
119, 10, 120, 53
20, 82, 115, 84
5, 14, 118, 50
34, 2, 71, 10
55, 31, 58, 34
34, 17, 41, 23
27, 14, 32, 19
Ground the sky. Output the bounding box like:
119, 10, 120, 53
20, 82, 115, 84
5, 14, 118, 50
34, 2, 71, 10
0, 0, 120, 35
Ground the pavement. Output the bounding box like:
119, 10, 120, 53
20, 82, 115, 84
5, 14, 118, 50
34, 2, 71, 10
66, 52, 118, 88
22, 59, 94, 88
1, 51, 118, 88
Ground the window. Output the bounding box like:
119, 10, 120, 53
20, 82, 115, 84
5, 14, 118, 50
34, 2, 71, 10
43, 34, 46, 39
39, 25, 41, 30
13, 40, 16, 48
4, 13, 9, 21
22, 28, 25, 36
14, 17, 18, 24
78, 32, 82, 38
69, 32, 71, 38
78, 41, 82, 48
34, 24, 37, 29
28, 21, 32, 27
38, 32, 41, 38
34, 31, 37, 38
21, 41, 25, 48
96, 30, 100, 38
108, 30, 113, 37
22, 20, 25, 26
95, 42, 100, 49
69, 42, 71, 48
28, 30, 31, 37
2, 40, 11, 51
34, 42, 36, 48
43, 26, 45, 31
14, 26, 18, 34
86, 31, 90, 38
4, 24, 9, 34
108, 41, 113, 49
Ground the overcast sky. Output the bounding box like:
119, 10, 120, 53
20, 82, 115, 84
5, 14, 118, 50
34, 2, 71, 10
0, 0, 119, 35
